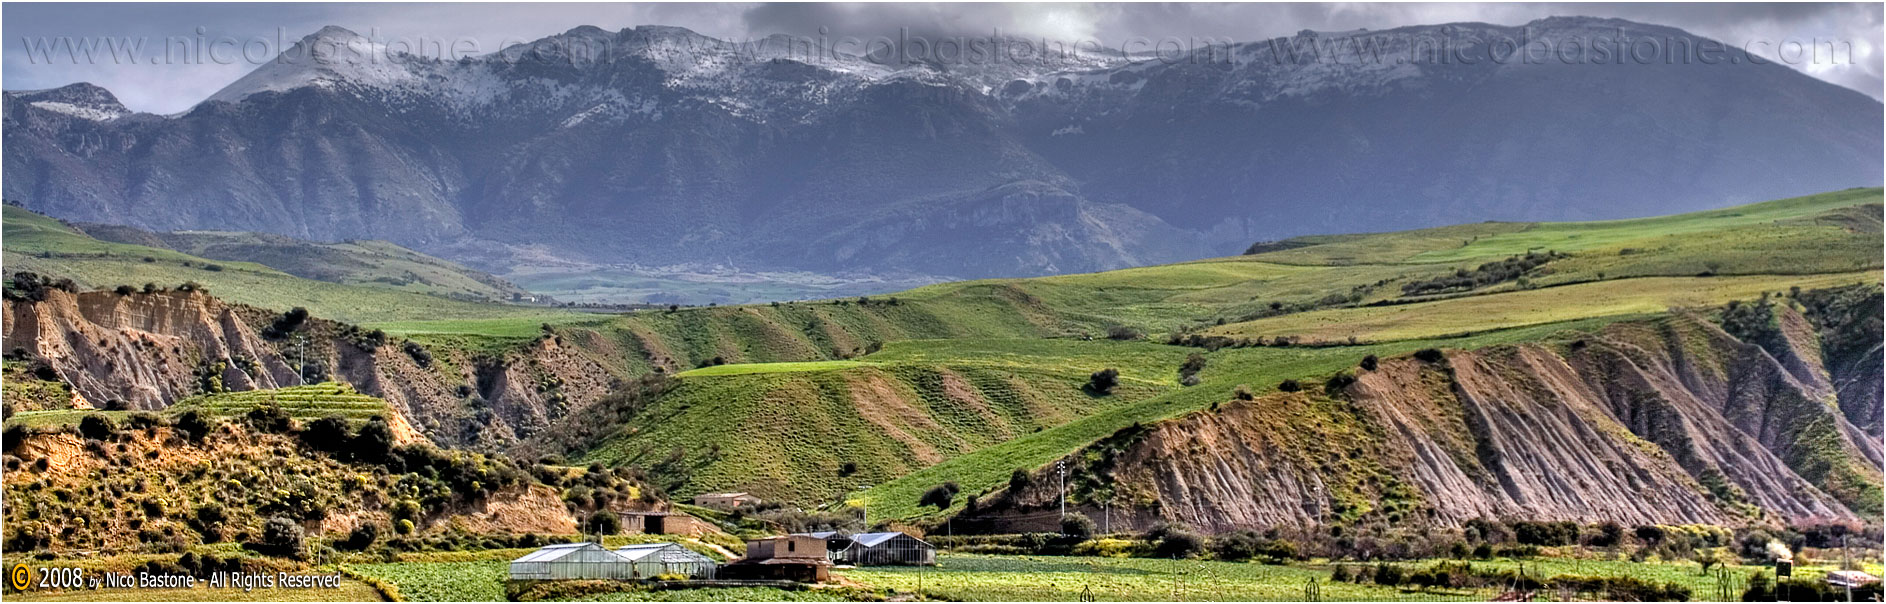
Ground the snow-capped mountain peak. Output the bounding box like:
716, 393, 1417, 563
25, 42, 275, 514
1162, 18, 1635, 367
7, 82, 131, 121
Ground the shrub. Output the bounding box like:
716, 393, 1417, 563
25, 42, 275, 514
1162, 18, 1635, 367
114, 285, 136, 296
1359, 354, 1379, 371
1178, 353, 1207, 384
920, 482, 961, 509
1513, 520, 1580, 546
402, 341, 433, 368
1071, 538, 1136, 557
1277, 379, 1302, 392
342, 524, 379, 551
1211, 529, 1263, 561
1008, 469, 1033, 494
1105, 325, 1144, 341
1413, 348, 1446, 363
1374, 563, 1405, 586
1324, 372, 1356, 396
1087, 368, 1120, 395
78, 415, 118, 440
259, 516, 305, 558
299, 416, 353, 454
1147, 523, 1206, 559
175, 410, 215, 441
244, 405, 294, 434
1061, 512, 1096, 538
1233, 385, 1255, 400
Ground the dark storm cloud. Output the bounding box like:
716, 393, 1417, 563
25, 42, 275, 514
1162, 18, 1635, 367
4, 3, 1879, 113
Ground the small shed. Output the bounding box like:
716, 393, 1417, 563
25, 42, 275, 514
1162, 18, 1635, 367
507, 542, 637, 581
615, 543, 717, 579
834, 532, 936, 566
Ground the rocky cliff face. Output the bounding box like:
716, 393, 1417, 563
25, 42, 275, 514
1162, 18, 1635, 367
973, 315, 1882, 533
0, 289, 619, 449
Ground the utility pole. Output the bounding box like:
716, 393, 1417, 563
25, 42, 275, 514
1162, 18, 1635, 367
1056, 460, 1068, 522
295, 334, 306, 385
857, 484, 871, 528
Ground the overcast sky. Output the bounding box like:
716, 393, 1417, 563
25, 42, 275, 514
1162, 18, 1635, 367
5, 2, 1881, 113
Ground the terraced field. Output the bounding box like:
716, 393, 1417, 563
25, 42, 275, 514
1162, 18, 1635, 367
168, 383, 393, 422
3, 383, 392, 429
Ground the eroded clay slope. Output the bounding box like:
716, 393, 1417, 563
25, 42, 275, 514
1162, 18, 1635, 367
2, 289, 619, 449
970, 315, 1881, 534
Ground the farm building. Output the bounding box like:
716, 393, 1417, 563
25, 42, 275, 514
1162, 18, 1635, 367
507, 543, 640, 581
620, 511, 716, 536
614, 543, 717, 579
721, 535, 831, 583
691, 492, 762, 510
831, 532, 936, 566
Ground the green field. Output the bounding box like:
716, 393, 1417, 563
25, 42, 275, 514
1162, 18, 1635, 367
1206, 271, 1880, 343
347, 561, 507, 602
835, 553, 1785, 602
325, 553, 1810, 602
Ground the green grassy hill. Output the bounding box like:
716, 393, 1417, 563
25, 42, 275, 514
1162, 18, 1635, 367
2, 205, 582, 325
10, 189, 1880, 524
75, 223, 531, 302
541, 190, 1881, 519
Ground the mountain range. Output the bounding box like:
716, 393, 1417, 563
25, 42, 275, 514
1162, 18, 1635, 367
4, 17, 1881, 280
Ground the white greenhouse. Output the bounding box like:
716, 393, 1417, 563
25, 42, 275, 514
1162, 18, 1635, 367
507, 543, 641, 581
615, 543, 718, 579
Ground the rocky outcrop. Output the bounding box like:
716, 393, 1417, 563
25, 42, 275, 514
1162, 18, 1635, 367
2, 289, 298, 408
0, 289, 619, 449
971, 315, 1882, 533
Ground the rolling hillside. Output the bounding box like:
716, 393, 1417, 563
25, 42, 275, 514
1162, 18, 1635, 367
2, 205, 579, 325
74, 222, 532, 302
527, 189, 1883, 520
5, 189, 1880, 532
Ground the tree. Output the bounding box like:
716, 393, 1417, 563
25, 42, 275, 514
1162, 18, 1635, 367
920, 482, 961, 509
1061, 512, 1096, 538
1359, 354, 1379, 371
1087, 368, 1120, 395
260, 516, 306, 558
586, 510, 621, 535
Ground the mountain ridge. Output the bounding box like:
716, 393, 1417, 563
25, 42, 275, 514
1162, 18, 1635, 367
5, 16, 1880, 281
